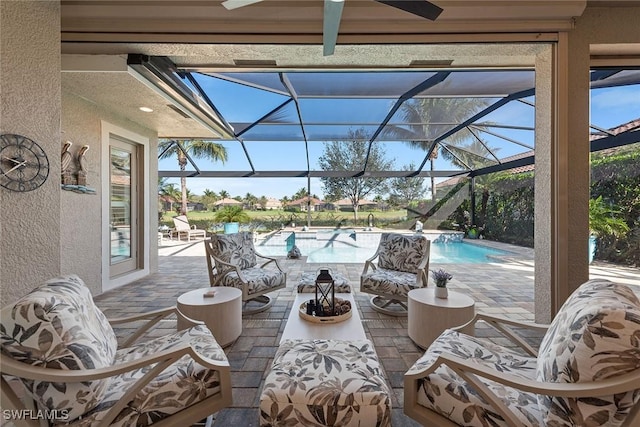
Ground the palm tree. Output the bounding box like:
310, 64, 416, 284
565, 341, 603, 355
158, 178, 180, 213
244, 192, 258, 210
384, 98, 491, 200
292, 187, 309, 200
203, 188, 217, 199
218, 190, 230, 200
158, 139, 227, 215
201, 188, 218, 211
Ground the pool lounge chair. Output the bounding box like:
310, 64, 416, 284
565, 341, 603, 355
171, 215, 207, 241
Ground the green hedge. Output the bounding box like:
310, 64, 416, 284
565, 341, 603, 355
446, 148, 639, 266
481, 173, 535, 247
589, 150, 640, 265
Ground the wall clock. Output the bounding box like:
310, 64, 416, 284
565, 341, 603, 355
1, 134, 50, 192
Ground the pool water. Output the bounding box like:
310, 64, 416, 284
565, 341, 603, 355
257, 241, 508, 264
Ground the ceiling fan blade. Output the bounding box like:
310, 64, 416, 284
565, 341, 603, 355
221, 0, 264, 10
375, 0, 443, 21
323, 0, 345, 56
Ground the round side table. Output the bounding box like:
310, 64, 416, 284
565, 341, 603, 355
177, 287, 242, 347
408, 288, 475, 349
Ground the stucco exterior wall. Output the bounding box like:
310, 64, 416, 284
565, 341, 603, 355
555, 6, 640, 309
60, 91, 159, 295
578, 7, 640, 43
533, 46, 554, 323
0, 1, 61, 306
1, 2, 159, 304
530, 5, 639, 322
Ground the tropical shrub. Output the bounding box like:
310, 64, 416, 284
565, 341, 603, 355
213, 206, 250, 223
588, 196, 629, 238
450, 148, 638, 265
589, 149, 639, 265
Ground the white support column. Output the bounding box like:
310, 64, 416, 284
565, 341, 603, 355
534, 33, 590, 323
533, 44, 555, 323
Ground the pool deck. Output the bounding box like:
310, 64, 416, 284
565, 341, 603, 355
95, 236, 640, 426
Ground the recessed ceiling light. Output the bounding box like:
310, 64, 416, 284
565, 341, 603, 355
233, 59, 277, 67
139, 106, 154, 113
409, 60, 454, 67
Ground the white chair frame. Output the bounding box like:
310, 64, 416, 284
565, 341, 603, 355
205, 236, 286, 315
171, 215, 207, 241
404, 313, 640, 427
360, 235, 430, 316
1, 307, 232, 427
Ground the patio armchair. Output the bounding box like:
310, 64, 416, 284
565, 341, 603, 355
0, 274, 232, 427
360, 232, 430, 316
205, 232, 286, 315
171, 214, 207, 241
404, 278, 640, 427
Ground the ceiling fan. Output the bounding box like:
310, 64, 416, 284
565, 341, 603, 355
221, 0, 443, 56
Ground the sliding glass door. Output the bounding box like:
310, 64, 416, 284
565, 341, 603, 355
109, 136, 141, 277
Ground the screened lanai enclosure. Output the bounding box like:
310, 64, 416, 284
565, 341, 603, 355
142, 53, 640, 263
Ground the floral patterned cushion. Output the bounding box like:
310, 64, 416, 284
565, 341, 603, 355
218, 266, 286, 295
407, 329, 543, 427
211, 232, 257, 270
377, 233, 429, 274
260, 339, 392, 427
297, 271, 351, 293
62, 325, 227, 427
536, 279, 640, 427
0, 275, 118, 421
361, 267, 421, 297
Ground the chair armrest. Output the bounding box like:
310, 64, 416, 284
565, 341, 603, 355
255, 252, 285, 272
209, 256, 244, 284
407, 351, 640, 397
1, 343, 231, 426
1, 343, 228, 383
416, 257, 429, 271
413, 252, 430, 287
362, 249, 380, 275
108, 305, 178, 324
414, 257, 430, 287
208, 255, 236, 271
405, 351, 640, 427
454, 313, 549, 356
108, 306, 202, 348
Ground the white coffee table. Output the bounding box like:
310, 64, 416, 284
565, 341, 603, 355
177, 287, 242, 347
408, 288, 475, 349
281, 292, 366, 342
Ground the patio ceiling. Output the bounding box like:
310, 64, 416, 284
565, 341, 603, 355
136, 55, 640, 180
58, 1, 639, 181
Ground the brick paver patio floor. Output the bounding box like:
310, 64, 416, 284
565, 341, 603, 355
95, 237, 639, 426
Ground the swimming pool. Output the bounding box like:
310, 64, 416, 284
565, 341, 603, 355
256, 233, 508, 264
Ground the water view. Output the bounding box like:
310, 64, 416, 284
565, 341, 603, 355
257, 239, 508, 264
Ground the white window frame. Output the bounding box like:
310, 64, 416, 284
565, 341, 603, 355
101, 121, 150, 292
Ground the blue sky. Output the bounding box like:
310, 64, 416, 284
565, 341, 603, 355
159, 81, 639, 200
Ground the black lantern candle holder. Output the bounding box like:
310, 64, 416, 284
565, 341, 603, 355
315, 268, 335, 316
